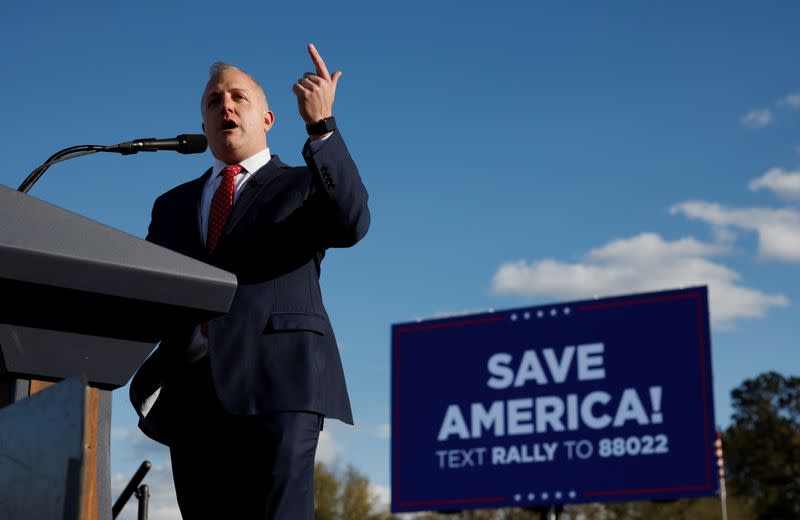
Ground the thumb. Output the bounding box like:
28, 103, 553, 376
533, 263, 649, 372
331, 70, 342, 88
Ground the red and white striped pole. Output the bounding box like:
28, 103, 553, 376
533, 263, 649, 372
715, 432, 728, 520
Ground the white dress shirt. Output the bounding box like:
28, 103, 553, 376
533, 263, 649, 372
199, 147, 272, 247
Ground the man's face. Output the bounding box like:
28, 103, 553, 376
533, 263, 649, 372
201, 68, 274, 164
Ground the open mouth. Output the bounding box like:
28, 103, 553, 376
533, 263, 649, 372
221, 120, 238, 131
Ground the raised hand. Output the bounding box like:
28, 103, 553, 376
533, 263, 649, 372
292, 43, 342, 127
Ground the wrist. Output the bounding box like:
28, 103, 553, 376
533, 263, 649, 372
306, 116, 336, 136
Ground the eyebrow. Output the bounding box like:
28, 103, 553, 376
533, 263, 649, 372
204, 87, 250, 103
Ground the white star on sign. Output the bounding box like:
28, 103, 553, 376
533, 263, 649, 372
569, 490, 576, 498
541, 492, 549, 500
555, 491, 562, 499
550, 308, 557, 316
563, 307, 571, 315
510, 313, 518, 321
514, 494, 521, 502
527, 492, 535, 500
537, 310, 544, 318
523, 311, 530, 320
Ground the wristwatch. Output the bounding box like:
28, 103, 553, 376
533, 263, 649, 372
306, 116, 336, 136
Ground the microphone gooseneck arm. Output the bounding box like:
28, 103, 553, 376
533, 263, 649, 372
17, 134, 207, 194
18, 145, 105, 194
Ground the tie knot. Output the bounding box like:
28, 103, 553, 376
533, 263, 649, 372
221, 164, 243, 178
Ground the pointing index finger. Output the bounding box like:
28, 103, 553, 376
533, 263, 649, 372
308, 43, 330, 79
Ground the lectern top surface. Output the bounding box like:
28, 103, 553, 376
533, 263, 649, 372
0, 185, 236, 312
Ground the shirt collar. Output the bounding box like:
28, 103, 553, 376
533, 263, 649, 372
210, 147, 272, 179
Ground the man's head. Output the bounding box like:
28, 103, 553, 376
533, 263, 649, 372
201, 62, 275, 164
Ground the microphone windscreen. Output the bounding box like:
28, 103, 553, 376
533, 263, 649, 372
177, 134, 208, 154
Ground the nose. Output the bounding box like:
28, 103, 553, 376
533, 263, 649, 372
220, 93, 235, 113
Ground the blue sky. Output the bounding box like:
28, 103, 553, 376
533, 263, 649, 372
2, 1, 798, 517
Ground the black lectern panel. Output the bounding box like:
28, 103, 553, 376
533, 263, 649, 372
0, 325, 154, 388
0, 184, 238, 389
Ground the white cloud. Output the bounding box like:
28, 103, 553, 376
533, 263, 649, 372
778, 91, 800, 110
740, 108, 774, 129
671, 201, 800, 262
112, 462, 180, 520
316, 429, 344, 464
376, 423, 391, 439
748, 167, 800, 200
431, 308, 494, 319
370, 483, 391, 513
111, 426, 170, 464
492, 232, 788, 328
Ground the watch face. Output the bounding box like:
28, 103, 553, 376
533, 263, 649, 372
307, 117, 336, 135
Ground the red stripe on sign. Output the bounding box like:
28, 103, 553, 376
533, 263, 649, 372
585, 484, 708, 497
391, 326, 401, 507
396, 315, 505, 334
696, 295, 712, 488
576, 292, 698, 311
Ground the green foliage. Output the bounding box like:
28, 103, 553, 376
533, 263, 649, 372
724, 371, 800, 519
314, 462, 393, 520
314, 463, 341, 520
410, 499, 754, 519
341, 465, 377, 520
586, 497, 755, 519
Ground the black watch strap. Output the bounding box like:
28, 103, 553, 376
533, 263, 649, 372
306, 116, 336, 136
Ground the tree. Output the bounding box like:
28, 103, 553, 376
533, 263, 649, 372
314, 462, 396, 520
724, 371, 800, 519
341, 465, 378, 520
315, 462, 341, 520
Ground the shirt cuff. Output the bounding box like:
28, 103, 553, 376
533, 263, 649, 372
308, 131, 332, 153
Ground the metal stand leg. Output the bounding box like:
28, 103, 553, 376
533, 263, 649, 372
112, 460, 151, 519
136, 484, 149, 520
538, 504, 563, 520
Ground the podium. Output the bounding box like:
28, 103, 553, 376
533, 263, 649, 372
0, 184, 237, 519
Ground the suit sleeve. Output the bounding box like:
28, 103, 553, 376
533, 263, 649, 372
302, 129, 370, 248
145, 194, 169, 247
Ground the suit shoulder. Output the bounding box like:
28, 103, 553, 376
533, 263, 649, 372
257, 157, 310, 187
153, 171, 209, 204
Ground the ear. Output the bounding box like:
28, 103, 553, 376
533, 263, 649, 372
201, 122, 206, 134
264, 109, 275, 133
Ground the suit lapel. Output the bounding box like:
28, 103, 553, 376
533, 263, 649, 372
192, 168, 213, 251
223, 156, 289, 235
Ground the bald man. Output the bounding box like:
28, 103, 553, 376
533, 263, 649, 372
130, 44, 369, 519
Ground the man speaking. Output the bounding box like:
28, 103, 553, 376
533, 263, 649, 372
129, 44, 369, 519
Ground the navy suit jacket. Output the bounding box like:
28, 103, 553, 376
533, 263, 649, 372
130, 130, 369, 445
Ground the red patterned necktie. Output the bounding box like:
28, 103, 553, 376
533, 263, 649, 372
207, 164, 242, 254
202, 164, 242, 337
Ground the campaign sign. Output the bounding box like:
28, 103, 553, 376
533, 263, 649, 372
391, 286, 717, 513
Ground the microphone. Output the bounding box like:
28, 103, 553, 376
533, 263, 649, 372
105, 134, 208, 155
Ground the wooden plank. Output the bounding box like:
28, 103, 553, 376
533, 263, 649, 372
29, 378, 55, 394
81, 388, 99, 520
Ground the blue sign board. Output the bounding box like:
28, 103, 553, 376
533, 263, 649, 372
391, 287, 717, 512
